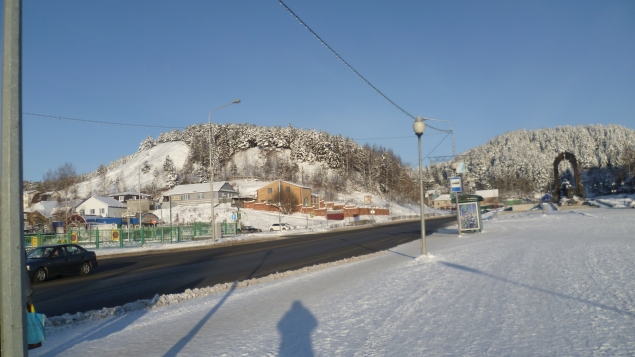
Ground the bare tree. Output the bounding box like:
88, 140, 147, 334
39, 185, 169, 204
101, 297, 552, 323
271, 190, 299, 214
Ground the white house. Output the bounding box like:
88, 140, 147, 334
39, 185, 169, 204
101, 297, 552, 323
475, 189, 500, 205
162, 182, 238, 207
75, 196, 127, 218
433, 194, 453, 210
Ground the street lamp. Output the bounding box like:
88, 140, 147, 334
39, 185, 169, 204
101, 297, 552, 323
413, 116, 426, 255
208, 99, 241, 241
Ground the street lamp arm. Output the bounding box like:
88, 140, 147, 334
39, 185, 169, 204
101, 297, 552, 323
419, 117, 456, 158
207, 99, 241, 123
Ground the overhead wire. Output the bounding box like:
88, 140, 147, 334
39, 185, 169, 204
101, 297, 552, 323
24, 112, 183, 129
26, 112, 434, 142
278, 0, 448, 133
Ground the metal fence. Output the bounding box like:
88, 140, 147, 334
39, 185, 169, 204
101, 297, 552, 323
24, 222, 217, 250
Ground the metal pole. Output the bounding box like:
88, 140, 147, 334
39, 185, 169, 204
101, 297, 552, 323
170, 197, 173, 242
1, 0, 28, 354
417, 134, 426, 255
278, 179, 282, 227
454, 169, 462, 237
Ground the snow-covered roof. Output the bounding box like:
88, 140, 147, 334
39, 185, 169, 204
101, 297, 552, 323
475, 189, 499, 198
163, 182, 233, 196
259, 180, 312, 190
86, 196, 127, 208
434, 194, 452, 201
281, 180, 312, 189
107, 192, 152, 198
24, 201, 60, 217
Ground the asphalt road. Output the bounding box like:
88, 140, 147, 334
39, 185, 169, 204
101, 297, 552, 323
32, 217, 455, 317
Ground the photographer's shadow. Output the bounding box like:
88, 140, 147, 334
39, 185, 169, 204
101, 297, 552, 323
277, 301, 318, 357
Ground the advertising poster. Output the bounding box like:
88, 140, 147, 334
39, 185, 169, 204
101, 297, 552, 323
458, 202, 480, 231
364, 195, 372, 205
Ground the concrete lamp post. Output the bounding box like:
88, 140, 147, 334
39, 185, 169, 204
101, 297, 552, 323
208, 99, 241, 241
413, 116, 427, 255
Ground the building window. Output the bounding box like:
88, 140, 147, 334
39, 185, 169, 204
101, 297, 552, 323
181, 194, 190, 201
198, 193, 205, 199
268, 188, 272, 194
118, 196, 124, 202
99, 208, 105, 214
89, 209, 95, 214
303, 197, 309, 207
79, 209, 85, 215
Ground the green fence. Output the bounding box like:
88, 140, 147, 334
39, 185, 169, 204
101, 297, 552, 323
24, 222, 214, 250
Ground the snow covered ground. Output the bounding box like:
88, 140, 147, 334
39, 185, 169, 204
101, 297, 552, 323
30, 207, 635, 356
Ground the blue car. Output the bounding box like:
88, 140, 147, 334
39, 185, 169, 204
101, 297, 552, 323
26, 244, 98, 283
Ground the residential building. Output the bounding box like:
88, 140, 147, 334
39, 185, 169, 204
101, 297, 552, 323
107, 191, 152, 203
75, 196, 127, 218
40, 191, 62, 202
433, 194, 453, 210
256, 180, 317, 208
162, 182, 238, 207
22, 190, 40, 209
475, 189, 500, 206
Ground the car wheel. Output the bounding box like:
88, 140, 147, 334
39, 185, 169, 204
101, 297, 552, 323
34, 268, 47, 283
270, 228, 274, 231
80, 262, 92, 275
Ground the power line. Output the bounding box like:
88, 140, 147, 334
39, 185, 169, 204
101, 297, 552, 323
24, 112, 183, 129
423, 133, 451, 161
278, 0, 449, 134
26, 112, 440, 143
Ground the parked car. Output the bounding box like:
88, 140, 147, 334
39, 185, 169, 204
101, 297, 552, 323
26, 244, 98, 283
239, 225, 262, 233
269, 223, 292, 231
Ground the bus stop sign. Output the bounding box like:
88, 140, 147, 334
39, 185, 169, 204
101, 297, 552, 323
450, 177, 462, 193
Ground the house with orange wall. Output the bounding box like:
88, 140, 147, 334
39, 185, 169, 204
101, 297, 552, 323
255, 180, 319, 208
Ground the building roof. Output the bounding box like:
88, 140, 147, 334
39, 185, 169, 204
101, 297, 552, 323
434, 194, 452, 201
475, 189, 499, 198
82, 196, 127, 208
24, 201, 60, 217
259, 180, 312, 190
107, 191, 152, 198
163, 182, 234, 196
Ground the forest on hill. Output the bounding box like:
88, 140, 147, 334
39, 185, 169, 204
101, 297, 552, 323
28, 124, 635, 203
422, 124, 635, 198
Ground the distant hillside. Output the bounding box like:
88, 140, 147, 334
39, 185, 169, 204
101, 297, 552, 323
70, 123, 417, 203
33, 123, 634, 203
423, 124, 635, 197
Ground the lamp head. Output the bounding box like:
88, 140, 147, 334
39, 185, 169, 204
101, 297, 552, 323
413, 116, 426, 135
451, 162, 457, 170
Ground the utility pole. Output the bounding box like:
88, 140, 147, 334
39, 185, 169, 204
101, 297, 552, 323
1, 0, 28, 355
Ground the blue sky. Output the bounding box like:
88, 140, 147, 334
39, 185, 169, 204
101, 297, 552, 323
4, 0, 634, 180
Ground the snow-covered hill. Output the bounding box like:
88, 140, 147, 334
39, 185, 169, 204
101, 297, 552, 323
423, 124, 635, 197
76, 141, 189, 197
